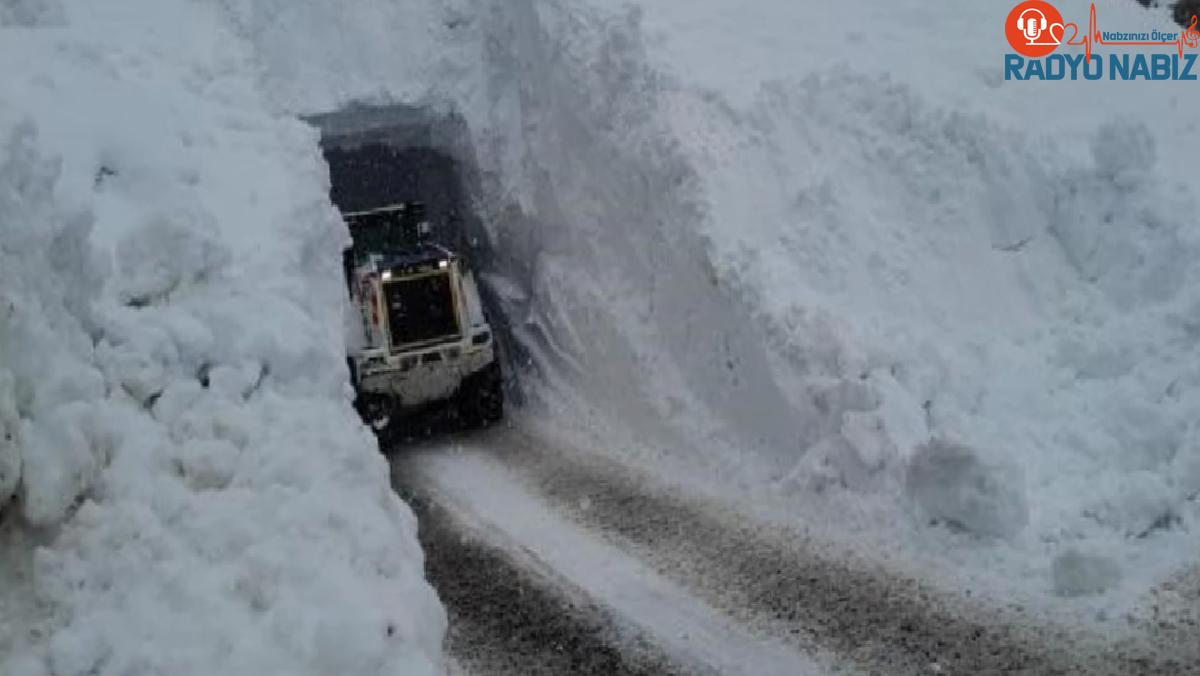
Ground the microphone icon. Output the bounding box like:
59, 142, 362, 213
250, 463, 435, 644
1007, 2, 1064, 55
1018, 8, 1049, 43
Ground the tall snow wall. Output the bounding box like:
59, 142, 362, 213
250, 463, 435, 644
0, 2, 444, 674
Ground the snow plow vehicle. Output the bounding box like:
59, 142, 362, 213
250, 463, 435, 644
343, 203, 503, 436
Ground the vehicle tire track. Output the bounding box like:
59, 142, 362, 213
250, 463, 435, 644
392, 460, 696, 676
477, 426, 1200, 676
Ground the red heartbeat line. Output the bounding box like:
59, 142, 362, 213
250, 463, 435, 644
1059, 3, 1200, 60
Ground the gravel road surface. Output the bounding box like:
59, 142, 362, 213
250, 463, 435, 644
390, 426, 1200, 675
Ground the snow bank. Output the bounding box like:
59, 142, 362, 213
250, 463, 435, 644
630, 0, 1200, 609
507, 0, 1200, 613
0, 2, 443, 674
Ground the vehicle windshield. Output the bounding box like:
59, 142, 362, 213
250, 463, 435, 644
384, 271, 460, 347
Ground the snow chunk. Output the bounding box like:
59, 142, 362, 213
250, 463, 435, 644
1173, 448, 1200, 503
115, 213, 231, 308
905, 438, 1029, 539
1084, 471, 1177, 538
18, 402, 110, 526
1052, 549, 1122, 598
1091, 119, 1157, 186
1051, 119, 1192, 307
0, 121, 107, 525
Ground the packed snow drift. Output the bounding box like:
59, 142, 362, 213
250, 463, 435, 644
0, 2, 443, 674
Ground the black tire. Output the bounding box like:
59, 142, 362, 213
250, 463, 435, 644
353, 391, 401, 449
457, 362, 504, 428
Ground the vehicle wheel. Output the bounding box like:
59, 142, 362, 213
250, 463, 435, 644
458, 362, 504, 428
353, 391, 402, 450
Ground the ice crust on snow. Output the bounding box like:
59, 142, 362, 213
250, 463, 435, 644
0, 2, 444, 674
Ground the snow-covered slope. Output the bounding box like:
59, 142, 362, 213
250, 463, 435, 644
0, 2, 443, 674
613, 0, 1200, 610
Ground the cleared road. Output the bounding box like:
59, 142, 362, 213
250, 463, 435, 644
391, 426, 1200, 675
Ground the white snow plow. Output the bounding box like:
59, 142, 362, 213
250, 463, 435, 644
344, 203, 503, 435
